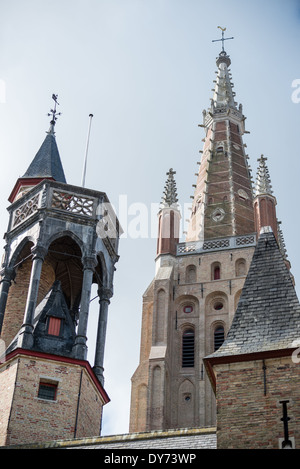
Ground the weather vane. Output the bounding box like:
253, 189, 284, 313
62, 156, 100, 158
48, 93, 61, 126
212, 26, 234, 52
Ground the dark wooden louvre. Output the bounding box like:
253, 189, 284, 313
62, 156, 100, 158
182, 329, 195, 367
214, 326, 225, 351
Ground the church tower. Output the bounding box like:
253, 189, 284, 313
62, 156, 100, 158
0, 96, 121, 446
129, 32, 287, 433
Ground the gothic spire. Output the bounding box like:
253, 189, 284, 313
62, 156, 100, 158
254, 155, 273, 197
161, 168, 178, 208
186, 29, 254, 242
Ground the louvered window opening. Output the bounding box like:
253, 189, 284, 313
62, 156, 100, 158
182, 329, 195, 367
214, 326, 225, 351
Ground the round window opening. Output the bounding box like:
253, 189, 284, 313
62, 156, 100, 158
183, 305, 193, 314
214, 301, 224, 311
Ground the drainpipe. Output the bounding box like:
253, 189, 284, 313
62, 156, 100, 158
74, 369, 83, 438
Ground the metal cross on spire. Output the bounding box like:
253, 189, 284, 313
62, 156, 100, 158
212, 26, 234, 52
47, 94, 61, 132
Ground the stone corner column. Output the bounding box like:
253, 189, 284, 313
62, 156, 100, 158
72, 255, 97, 361
17, 244, 47, 350
93, 287, 113, 386
0, 266, 15, 336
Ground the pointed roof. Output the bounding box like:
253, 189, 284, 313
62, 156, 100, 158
206, 227, 300, 360
24, 94, 66, 182
22, 129, 66, 183
254, 155, 273, 197
8, 95, 67, 203
161, 168, 178, 208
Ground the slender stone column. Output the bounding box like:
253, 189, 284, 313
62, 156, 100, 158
72, 255, 97, 360
18, 245, 47, 349
93, 287, 113, 386
0, 266, 15, 335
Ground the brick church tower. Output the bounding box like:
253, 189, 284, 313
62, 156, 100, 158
129, 37, 289, 432
0, 96, 121, 446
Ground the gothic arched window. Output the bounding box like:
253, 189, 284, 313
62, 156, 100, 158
182, 329, 195, 368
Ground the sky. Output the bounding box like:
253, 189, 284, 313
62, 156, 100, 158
0, 0, 299, 436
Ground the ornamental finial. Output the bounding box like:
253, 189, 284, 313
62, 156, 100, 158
212, 26, 234, 53
47, 94, 61, 134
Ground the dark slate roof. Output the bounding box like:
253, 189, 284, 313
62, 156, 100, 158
206, 227, 300, 359
22, 132, 66, 183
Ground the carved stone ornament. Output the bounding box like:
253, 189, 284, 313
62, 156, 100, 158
51, 190, 94, 216
211, 207, 225, 222
12, 193, 40, 228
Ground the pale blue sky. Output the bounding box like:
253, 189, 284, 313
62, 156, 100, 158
0, 0, 299, 435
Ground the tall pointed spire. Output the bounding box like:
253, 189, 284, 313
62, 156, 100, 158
253, 154, 278, 243
254, 155, 273, 196
9, 94, 66, 203
157, 168, 180, 256
186, 29, 254, 242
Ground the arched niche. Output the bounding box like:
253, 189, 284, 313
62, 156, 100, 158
235, 258, 246, 277
177, 379, 195, 428
185, 264, 196, 283
205, 290, 228, 315
175, 294, 199, 318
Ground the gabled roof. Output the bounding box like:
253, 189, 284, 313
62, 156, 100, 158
206, 227, 300, 360
22, 131, 66, 183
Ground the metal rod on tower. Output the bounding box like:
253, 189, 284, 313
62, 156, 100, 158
81, 113, 94, 187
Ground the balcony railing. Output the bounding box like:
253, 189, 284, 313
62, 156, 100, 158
8, 181, 121, 241
177, 233, 256, 255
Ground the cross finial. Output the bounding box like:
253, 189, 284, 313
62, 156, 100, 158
47, 93, 61, 133
161, 168, 178, 207
167, 168, 176, 178
212, 26, 234, 53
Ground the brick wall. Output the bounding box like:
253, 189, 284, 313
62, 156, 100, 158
1, 258, 55, 347
0, 359, 18, 446
0, 354, 105, 446
214, 356, 300, 449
